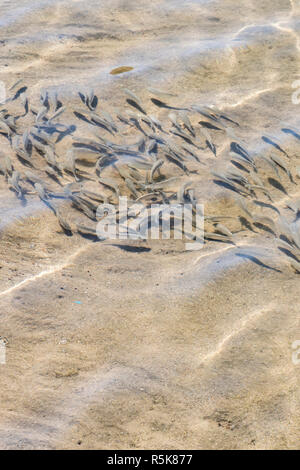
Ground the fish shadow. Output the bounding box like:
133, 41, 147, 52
74, 111, 91, 124
165, 154, 189, 174
89, 95, 98, 111
78, 92, 86, 105
236, 252, 281, 272
60, 227, 73, 237
262, 136, 288, 156
220, 114, 239, 126
206, 140, 216, 156
8, 187, 26, 204
56, 100, 63, 111
199, 120, 222, 131
42, 199, 56, 214
171, 130, 194, 146
278, 247, 300, 262
16, 154, 33, 167
48, 173, 63, 185
91, 119, 114, 135
281, 127, 300, 141
267, 177, 287, 194
79, 233, 99, 241
253, 222, 276, 236
150, 98, 185, 111
230, 160, 250, 173
239, 216, 256, 232
205, 235, 235, 245
111, 244, 151, 253
56, 125, 76, 143
126, 99, 146, 115
253, 200, 280, 214
230, 142, 250, 159
12, 86, 28, 101
213, 180, 241, 195
72, 142, 101, 153
279, 234, 292, 245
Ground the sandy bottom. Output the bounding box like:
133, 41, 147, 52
0, 0, 299, 450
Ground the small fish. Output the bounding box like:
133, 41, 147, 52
45, 165, 59, 178
124, 89, 143, 107
63, 149, 78, 180
286, 198, 300, 214
275, 237, 299, 254
180, 112, 194, 136
128, 159, 153, 171
168, 112, 181, 130
25, 170, 44, 185
56, 208, 72, 232
91, 112, 115, 133
211, 170, 233, 186
44, 147, 58, 167
148, 115, 163, 130
204, 232, 234, 243
147, 139, 158, 155
276, 216, 293, 241
199, 126, 213, 148
165, 152, 189, 175
21, 95, 29, 115
3, 154, 13, 175
40, 90, 49, 108
229, 151, 255, 168
86, 89, 97, 110
8, 171, 23, 197
81, 189, 108, 203
142, 176, 179, 190
191, 105, 220, 124
115, 164, 134, 181
98, 176, 120, 197
125, 178, 140, 198
76, 223, 97, 236
100, 110, 118, 132
0, 119, 12, 136
290, 259, 300, 273
148, 88, 177, 99
226, 170, 249, 186
34, 182, 47, 200
9, 78, 23, 91
52, 91, 59, 111
258, 154, 281, 180
235, 196, 252, 219
36, 105, 48, 123
71, 195, 96, 220
270, 154, 293, 182
214, 223, 233, 238
141, 115, 155, 132
252, 215, 276, 230
205, 215, 236, 222
177, 181, 192, 203
22, 129, 31, 154
290, 226, 300, 250
150, 159, 164, 182
170, 128, 195, 144
245, 183, 273, 201
249, 170, 263, 187
48, 106, 65, 122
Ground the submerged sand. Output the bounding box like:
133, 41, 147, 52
0, 0, 299, 449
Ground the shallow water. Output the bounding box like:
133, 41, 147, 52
0, 0, 299, 451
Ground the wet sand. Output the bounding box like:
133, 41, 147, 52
0, 0, 299, 449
